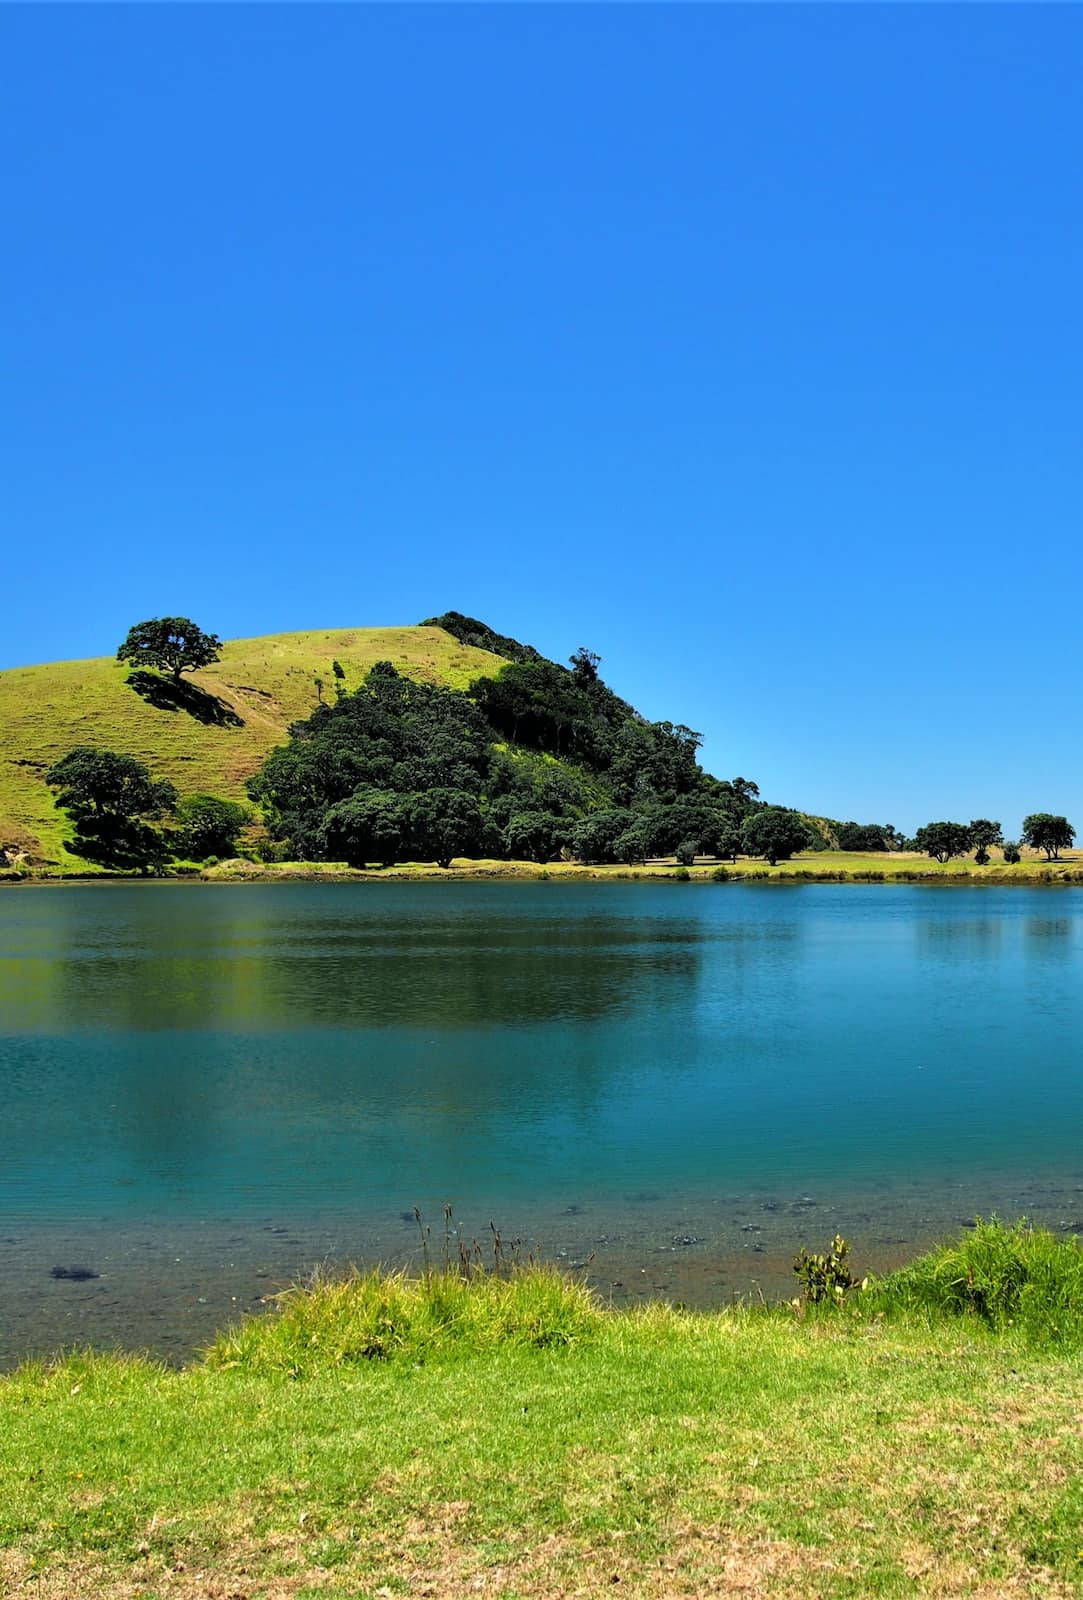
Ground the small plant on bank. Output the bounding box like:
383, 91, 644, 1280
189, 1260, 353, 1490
1003, 841, 1022, 864
792, 1234, 864, 1307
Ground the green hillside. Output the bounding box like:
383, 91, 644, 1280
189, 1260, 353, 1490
0, 627, 507, 865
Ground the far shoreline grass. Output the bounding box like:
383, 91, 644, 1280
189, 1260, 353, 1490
8, 847, 1083, 887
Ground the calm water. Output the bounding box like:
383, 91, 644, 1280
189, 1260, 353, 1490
2, 881, 1082, 1361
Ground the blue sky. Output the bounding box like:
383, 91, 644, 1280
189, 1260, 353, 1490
3, 7, 1081, 834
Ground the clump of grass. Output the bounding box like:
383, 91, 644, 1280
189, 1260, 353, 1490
208, 1261, 602, 1374
868, 1218, 1083, 1346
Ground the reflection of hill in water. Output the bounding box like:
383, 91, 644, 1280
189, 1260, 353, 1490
2, 913, 708, 1032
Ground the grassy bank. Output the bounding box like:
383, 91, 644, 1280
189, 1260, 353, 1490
9, 847, 1083, 886
0, 626, 507, 865
3, 1224, 1082, 1598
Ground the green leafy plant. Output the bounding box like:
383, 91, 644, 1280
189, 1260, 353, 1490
793, 1235, 864, 1306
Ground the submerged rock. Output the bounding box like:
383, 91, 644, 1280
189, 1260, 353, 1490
50, 1265, 100, 1281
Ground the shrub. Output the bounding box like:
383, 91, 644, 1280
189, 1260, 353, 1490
710, 865, 730, 882
793, 1235, 864, 1307
870, 1219, 1083, 1346
207, 1263, 602, 1374
1002, 841, 1022, 864
671, 865, 691, 881
674, 839, 697, 867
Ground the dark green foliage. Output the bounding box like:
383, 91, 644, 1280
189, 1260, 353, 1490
117, 617, 222, 684
968, 819, 1003, 866
740, 808, 812, 865
422, 611, 544, 665
248, 624, 767, 868
793, 1235, 863, 1306
502, 810, 568, 865
1021, 812, 1075, 861
834, 821, 892, 851
1002, 840, 1022, 864
46, 747, 178, 872
175, 795, 250, 861
402, 788, 486, 868
46, 747, 177, 824
332, 660, 346, 680
914, 820, 971, 863
318, 789, 403, 868
674, 839, 697, 867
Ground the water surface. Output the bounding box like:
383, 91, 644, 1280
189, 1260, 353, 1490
2, 882, 1081, 1361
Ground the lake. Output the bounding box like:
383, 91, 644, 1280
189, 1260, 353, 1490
2, 881, 1082, 1363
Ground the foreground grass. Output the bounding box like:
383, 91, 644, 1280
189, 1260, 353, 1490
3, 1227, 1082, 1598
0, 626, 507, 865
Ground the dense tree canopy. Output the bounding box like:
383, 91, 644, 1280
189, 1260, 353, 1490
914, 821, 972, 864
46, 748, 177, 823
247, 648, 762, 868
1021, 813, 1075, 862
739, 808, 812, 865
117, 617, 222, 683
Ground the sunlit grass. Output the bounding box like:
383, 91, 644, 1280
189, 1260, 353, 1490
3, 1226, 1082, 1597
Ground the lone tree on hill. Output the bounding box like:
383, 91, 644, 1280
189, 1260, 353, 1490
1021, 813, 1075, 862
914, 821, 971, 864
117, 617, 222, 684
740, 808, 812, 866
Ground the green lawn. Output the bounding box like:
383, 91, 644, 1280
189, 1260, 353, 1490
4, 1227, 1082, 1599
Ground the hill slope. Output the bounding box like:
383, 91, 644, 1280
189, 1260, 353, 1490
0, 627, 507, 864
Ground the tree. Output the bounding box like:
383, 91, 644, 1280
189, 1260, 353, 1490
914, 821, 971, 864
318, 790, 404, 868
569, 646, 601, 686
1021, 813, 1075, 862
571, 809, 635, 865
674, 839, 697, 867
502, 810, 567, 865
175, 795, 250, 861
46, 747, 177, 871
403, 788, 485, 868
1002, 841, 1022, 864
46, 747, 177, 824
117, 617, 222, 684
967, 819, 1003, 866
740, 808, 812, 865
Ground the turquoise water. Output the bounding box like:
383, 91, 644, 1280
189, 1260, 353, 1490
2, 882, 1082, 1359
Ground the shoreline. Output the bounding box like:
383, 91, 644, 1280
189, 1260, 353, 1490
6, 858, 1083, 887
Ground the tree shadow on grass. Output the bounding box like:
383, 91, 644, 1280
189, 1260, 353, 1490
65, 820, 170, 873
126, 671, 244, 727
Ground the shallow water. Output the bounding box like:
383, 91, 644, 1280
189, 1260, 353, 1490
2, 881, 1082, 1362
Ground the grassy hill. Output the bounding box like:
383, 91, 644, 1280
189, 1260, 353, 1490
0, 626, 507, 865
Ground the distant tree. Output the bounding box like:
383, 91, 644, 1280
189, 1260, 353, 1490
117, 617, 222, 684
175, 795, 250, 861
318, 790, 404, 868
968, 819, 1003, 866
613, 819, 654, 865
729, 776, 760, 805
332, 660, 346, 680
571, 809, 636, 865
403, 788, 485, 868
835, 822, 894, 852
1021, 813, 1075, 862
914, 821, 971, 864
1002, 841, 1022, 864
46, 747, 177, 824
674, 839, 697, 867
569, 646, 601, 686
716, 823, 743, 863
740, 808, 812, 866
46, 747, 177, 872
502, 810, 567, 865
314, 677, 325, 704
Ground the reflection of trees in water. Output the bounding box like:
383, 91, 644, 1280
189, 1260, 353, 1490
16, 917, 708, 1031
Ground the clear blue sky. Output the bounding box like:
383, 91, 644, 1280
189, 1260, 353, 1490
4, 7, 1081, 834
